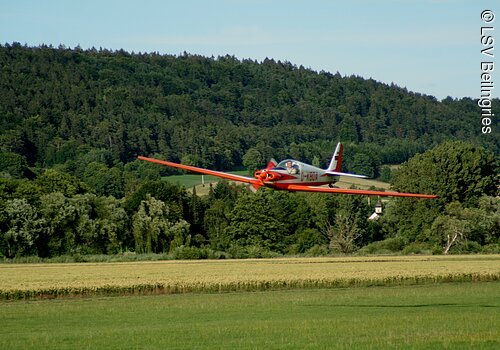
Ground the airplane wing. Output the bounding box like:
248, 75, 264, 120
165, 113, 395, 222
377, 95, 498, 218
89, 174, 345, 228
284, 184, 438, 199
137, 156, 261, 186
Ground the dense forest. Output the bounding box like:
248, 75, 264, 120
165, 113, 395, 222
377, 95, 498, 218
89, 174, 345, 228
0, 43, 498, 260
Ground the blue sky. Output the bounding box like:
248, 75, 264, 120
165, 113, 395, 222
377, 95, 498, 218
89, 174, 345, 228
1, 0, 497, 99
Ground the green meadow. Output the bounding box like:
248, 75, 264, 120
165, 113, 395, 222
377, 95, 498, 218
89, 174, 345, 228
162, 170, 250, 195
162, 170, 249, 187
1, 282, 498, 349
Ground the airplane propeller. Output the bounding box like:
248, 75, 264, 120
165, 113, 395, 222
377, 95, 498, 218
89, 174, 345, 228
253, 158, 281, 182
254, 169, 281, 182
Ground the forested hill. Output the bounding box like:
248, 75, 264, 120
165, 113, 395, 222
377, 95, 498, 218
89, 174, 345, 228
0, 43, 498, 176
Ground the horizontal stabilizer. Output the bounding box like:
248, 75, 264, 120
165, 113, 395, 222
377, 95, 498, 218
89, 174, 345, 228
325, 171, 368, 179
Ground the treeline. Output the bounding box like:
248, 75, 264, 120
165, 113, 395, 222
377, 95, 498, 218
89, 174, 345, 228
0, 170, 368, 258
1, 141, 498, 259
1, 43, 498, 183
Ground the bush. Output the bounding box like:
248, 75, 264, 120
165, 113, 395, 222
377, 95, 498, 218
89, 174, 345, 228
358, 237, 408, 255
168, 246, 230, 260
448, 241, 482, 254
170, 246, 209, 260
206, 250, 229, 259
226, 245, 249, 259
295, 229, 326, 254
245, 245, 281, 258
401, 242, 433, 255
378, 165, 393, 183
481, 243, 500, 254
304, 244, 329, 257
226, 245, 281, 259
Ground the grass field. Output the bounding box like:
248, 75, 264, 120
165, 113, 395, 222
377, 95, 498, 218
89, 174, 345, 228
162, 170, 250, 187
1, 255, 498, 300
1, 256, 498, 348
0, 282, 498, 349
163, 170, 250, 196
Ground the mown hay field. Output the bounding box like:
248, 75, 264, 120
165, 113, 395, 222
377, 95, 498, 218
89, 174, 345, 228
1, 255, 498, 300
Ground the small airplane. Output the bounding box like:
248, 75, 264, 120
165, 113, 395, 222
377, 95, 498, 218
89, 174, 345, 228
138, 143, 438, 199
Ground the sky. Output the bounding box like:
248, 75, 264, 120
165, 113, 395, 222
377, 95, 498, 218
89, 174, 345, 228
1, 0, 498, 100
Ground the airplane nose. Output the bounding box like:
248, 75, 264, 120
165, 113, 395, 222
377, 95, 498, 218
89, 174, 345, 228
254, 169, 281, 182
266, 171, 281, 181
254, 169, 268, 181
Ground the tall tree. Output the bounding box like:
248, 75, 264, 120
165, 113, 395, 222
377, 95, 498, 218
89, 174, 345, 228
391, 141, 498, 206
225, 191, 287, 251
132, 195, 173, 253
3, 198, 45, 257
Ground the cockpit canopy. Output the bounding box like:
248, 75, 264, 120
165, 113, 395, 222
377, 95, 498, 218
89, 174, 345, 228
274, 159, 301, 175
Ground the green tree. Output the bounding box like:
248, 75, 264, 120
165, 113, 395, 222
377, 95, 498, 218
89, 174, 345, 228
169, 219, 191, 251
225, 191, 287, 251
349, 152, 375, 178
187, 186, 207, 239
3, 198, 45, 257
327, 209, 361, 254
94, 195, 128, 254
73, 194, 128, 254
430, 198, 499, 253
123, 158, 161, 195
125, 180, 187, 222
430, 202, 474, 254
476, 196, 500, 245
242, 148, 264, 174
378, 165, 393, 183
132, 195, 170, 253
13, 180, 43, 205
204, 199, 231, 250
325, 195, 370, 253
293, 228, 326, 254
82, 162, 124, 198
38, 192, 77, 257
391, 141, 498, 206
312, 156, 321, 168
0, 152, 28, 179
384, 141, 498, 245
208, 180, 244, 205
337, 115, 360, 143
381, 197, 442, 243
35, 169, 86, 196
132, 195, 189, 253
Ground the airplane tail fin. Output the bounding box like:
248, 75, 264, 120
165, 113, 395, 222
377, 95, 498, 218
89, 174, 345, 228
326, 142, 367, 178
327, 143, 343, 172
